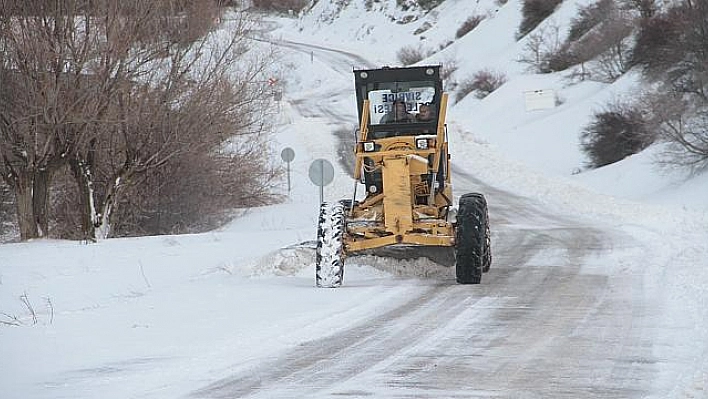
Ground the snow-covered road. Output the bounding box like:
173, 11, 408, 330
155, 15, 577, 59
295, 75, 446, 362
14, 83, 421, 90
190, 35, 678, 399
195, 199, 657, 398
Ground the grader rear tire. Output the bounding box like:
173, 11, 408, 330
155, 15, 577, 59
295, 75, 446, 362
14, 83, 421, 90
316, 202, 345, 288
455, 193, 491, 284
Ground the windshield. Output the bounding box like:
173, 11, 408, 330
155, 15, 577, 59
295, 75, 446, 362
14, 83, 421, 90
365, 82, 437, 125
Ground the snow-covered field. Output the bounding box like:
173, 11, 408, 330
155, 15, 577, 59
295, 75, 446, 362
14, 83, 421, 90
2, 1, 708, 397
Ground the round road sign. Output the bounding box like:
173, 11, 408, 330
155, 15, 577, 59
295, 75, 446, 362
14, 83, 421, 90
308, 159, 334, 187
281, 147, 295, 163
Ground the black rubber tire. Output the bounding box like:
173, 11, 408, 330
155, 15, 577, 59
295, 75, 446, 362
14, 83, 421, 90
455, 193, 491, 284
482, 220, 492, 273
316, 202, 345, 288
478, 194, 492, 273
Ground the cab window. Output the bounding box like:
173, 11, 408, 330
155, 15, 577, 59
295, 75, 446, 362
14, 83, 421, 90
365, 83, 436, 125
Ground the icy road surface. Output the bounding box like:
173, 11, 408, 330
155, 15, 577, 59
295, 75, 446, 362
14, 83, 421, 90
195, 196, 656, 399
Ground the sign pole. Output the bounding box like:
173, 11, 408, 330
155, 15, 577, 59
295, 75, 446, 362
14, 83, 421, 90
287, 161, 291, 193
280, 147, 296, 195
320, 163, 324, 204
308, 158, 334, 206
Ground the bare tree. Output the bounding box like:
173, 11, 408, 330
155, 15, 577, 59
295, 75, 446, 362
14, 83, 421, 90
544, 0, 636, 79
632, 0, 708, 100
518, 22, 565, 73
89, 47, 279, 238
659, 111, 708, 172
581, 12, 635, 82
0, 179, 16, 241
639, 90, 708, 172
1, 0, 280, 241
71, 4, 278, 240
0, 1, 106, 239
623, 0, 657, 18
630, 0, 708, 168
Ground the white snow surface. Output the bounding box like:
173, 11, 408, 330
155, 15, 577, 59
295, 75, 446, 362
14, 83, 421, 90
2, 1, 708, 398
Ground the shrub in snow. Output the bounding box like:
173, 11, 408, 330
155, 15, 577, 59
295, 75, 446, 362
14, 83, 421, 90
470, 69, 507, 99
631, 0, 708, 97
397, 44, 429, 66
438, 39, 454, 50
455, 79, 476, 102
456, 15, 485, 38
581, 100, 655, 168
567, 0, 614, 42
544, 45, 577, 73
456, 69, 507, 101
414, 21, 433, 35
440, 58, 459, 81
252, 0, 309, 13
394, 0, 437, 12
415, 0, 445, 11
517, 0, 563, 39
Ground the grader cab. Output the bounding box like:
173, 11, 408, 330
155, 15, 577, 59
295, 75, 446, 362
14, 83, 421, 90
315, 65, 491, 288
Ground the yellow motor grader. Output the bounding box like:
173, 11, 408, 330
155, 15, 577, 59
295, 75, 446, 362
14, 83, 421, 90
316, 65, 491, 288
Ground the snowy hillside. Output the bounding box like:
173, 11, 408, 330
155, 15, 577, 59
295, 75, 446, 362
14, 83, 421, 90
2, 1, 708, 398
291, 0, 708, 211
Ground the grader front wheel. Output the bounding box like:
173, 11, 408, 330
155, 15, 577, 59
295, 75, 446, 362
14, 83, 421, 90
455, 193, 491, 284
316, 202, 346, 288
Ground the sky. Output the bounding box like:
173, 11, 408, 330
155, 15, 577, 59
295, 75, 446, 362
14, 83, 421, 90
2, 1, 708, 398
